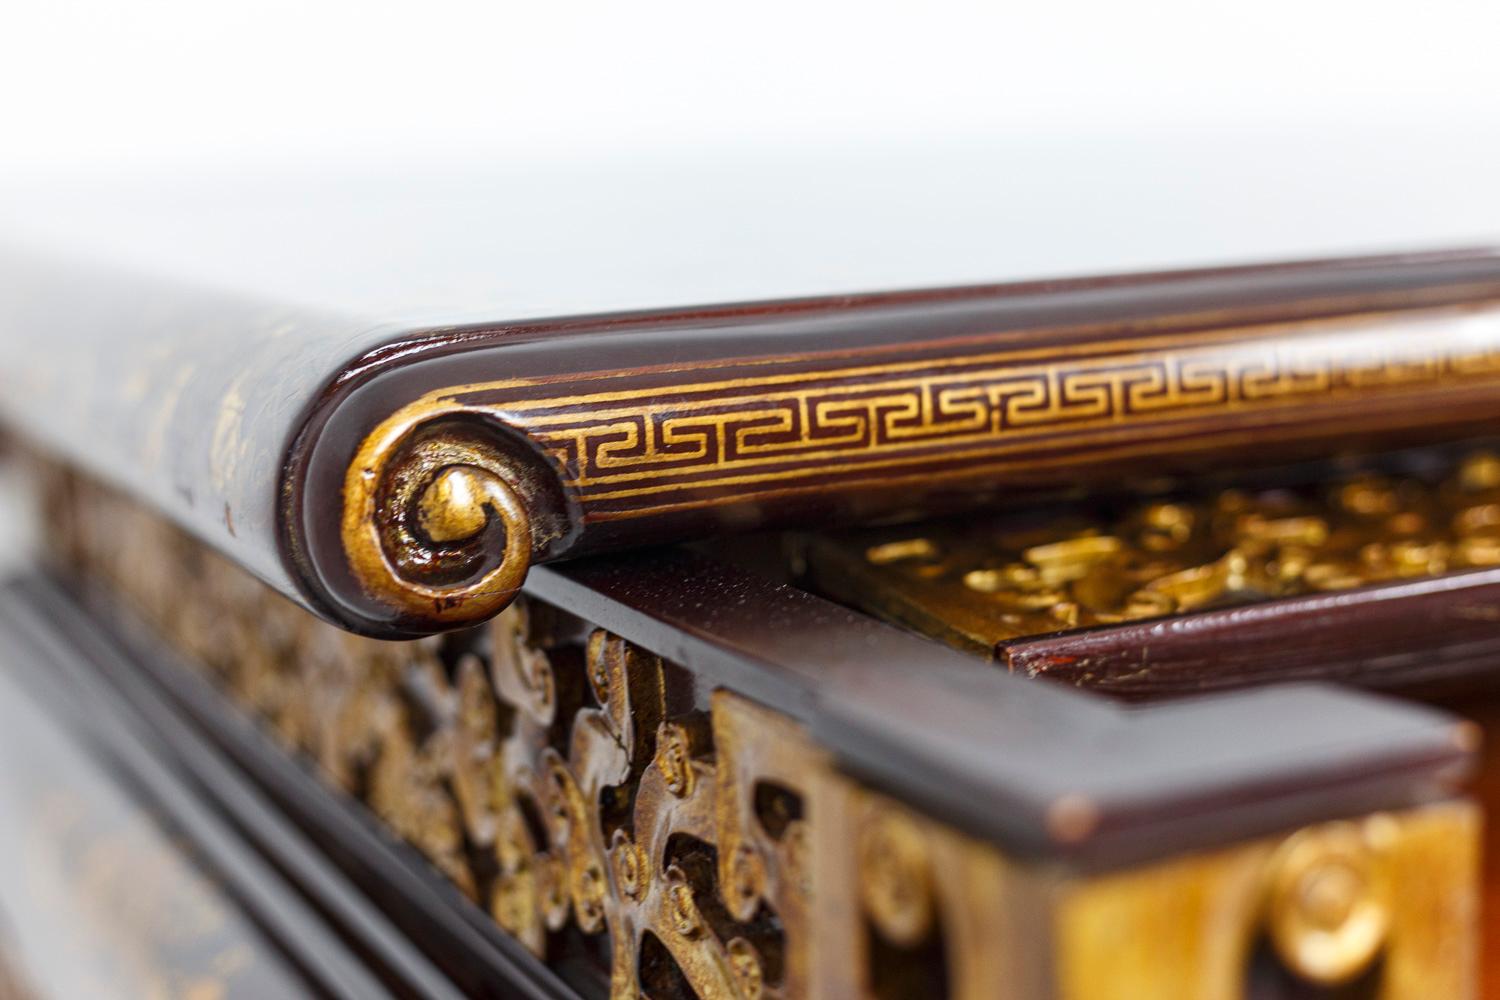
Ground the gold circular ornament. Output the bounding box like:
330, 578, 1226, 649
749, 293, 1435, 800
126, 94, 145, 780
611, 830, 648, 901
417, 465, 497, 542
491, 870, 534, 936
655, 723, 695, 798
1265, 822, 1391, 985
666, 877, 703, 938
587, 639, 613, 704
572, 859, 607, 932
724, 844, 767, 922
727, 937, 765, 1000
858, 807, 933, 946
342, 415, 534, 627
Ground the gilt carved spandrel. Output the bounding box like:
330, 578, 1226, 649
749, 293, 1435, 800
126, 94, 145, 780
1055, 802, 1478, 1000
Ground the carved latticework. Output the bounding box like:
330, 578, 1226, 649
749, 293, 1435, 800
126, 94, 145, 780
41, 468, 1030, 999
36, 464, 1479, 1000
475, 603, 819, 998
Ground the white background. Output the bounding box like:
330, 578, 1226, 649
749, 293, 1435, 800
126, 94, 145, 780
1, 1, 1500, 316
3, 1, 1498, 173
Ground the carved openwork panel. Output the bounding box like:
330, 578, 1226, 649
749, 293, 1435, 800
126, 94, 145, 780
39, 466, 1479, 999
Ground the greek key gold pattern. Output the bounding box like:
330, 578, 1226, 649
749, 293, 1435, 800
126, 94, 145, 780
38, 465, 1479, 999
421, 306, 1500, 512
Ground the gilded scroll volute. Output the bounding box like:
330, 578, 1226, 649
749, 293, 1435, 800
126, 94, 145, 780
341, 414, 560, 631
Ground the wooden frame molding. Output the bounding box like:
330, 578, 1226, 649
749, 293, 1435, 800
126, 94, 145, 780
281, 252, 1500, 635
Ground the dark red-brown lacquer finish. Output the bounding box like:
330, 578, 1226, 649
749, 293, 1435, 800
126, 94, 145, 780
283, 251, 1500, 635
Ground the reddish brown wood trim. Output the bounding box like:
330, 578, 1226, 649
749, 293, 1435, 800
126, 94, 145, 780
1002, 567, 1500, 699
283, 250, 1500, 636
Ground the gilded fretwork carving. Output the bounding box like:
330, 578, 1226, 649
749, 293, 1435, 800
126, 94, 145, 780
34, 462, 1480, 999
807, 449, 1500, 651
471, 605, 829, 998
38, 463, 1039, 998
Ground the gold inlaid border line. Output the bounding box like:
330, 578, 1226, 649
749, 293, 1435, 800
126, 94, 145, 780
428, 305, 1500, 495
430, 301, 1500, 408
